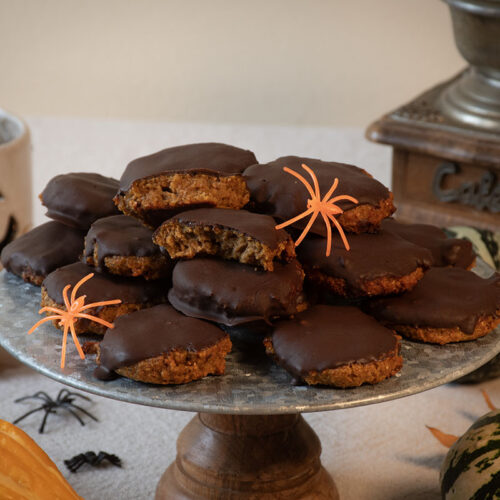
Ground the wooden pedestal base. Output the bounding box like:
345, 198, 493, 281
156, 413, 339, 499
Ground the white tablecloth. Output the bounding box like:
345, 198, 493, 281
1, 117, 498, 500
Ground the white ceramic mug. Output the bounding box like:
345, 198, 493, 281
0, 109, 32, 251
0, 109, 31, 368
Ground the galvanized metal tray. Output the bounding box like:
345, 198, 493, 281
0, 261, 498, 415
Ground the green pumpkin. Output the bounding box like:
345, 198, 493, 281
440, 409, 500, 499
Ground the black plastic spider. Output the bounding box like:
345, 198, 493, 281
64, 451, 122, 473
13, 388, 98, 433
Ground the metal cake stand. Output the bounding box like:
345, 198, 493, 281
1, 260, 499, 499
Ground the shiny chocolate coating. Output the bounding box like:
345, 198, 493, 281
161, 208, 290, 249
1, 221, 84, 281
297, 231, 433, 293
243, 156, 391, 235
365, 267, 500, 334
382, 218, 475, 269
43, 262, 168, 305
84, 215, 170, 271
95, 304, 228, 380
270, 305, 399, 378
119, 143, 257, 192
40, 173, 120, 229
168, 258, 304, 326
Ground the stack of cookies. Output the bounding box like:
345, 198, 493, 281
3, 142, 499, 388
2, 173, 173, 336
244, 157, 498, 386
1, 173, 120, 285
97, 144, 308, 383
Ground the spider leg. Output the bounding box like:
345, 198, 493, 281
67, 392, 92, 402
64, 402, 99, 422
300, 164, 321, 199
38, 306, 65, 315
28, 315, 61, 335
282, 167, 316, 199
71, 273, 94, 304
13, 395, 34, 403
39, 407, 57, 434
294, 211, 320, 247
320, 211, 333, 257
328, 194, 359, 205
73, 313, 115, 329
31, 391, 53, 402
107, 454, 122, 467
98, 451, 122, 467
327, 213, 351, 251
72, 459, 87, 473
15, 391, 52, 403
26, 396, 52, 405
69, 321, 85, 359
60, 405, 86, 426
321, 178, 339, 203
78, 299, 122, 311
326, 204, 343, 215
62, 284, 72, 310
60, 323, 69, 369
275, 206, 314, 230
57, 388, 70, 402
65, 455, 86, 473
12, 406, 46, 425
57, 389, 79, 406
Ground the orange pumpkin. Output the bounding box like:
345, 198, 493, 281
0, 419, 81, 499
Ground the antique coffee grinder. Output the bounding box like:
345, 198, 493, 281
367, 0, 500, 231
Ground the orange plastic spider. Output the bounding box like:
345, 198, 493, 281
28, 273, 122, 369
275, 163, 359, 256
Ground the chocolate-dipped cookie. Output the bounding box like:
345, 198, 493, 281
1, 221, 85, 286
153, 208, 295, 271
264, 305, 402, 387
114, 143, 256, 227
40, 173, 120, 230
297, 231, 433, 298
364, 267, 500, 344
83, 215, 173, 280
91, 304, 232, 384
243, 156, 395, 235
42, 262, 168, 334
382, 218, 475, 269
168, 258, 306, 327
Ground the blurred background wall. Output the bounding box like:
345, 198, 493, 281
0, 0, 463, 127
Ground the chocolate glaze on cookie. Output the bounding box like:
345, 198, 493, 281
95, 304, 228, 380
40, 173, 120, 229
162, 208, 290, 249
1, 221, 85, 283
382, 218, 475, 269
119, 143, 257, 193
84, 215, 169, 271
43, 262, 168, 305
168, 258, 305, 326
243, 156, 392, 235
270, 305, 399, 378
297, 231, 432, 293
365, 267, 500, 334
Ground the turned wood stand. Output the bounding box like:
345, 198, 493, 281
157, 413, 338, 499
